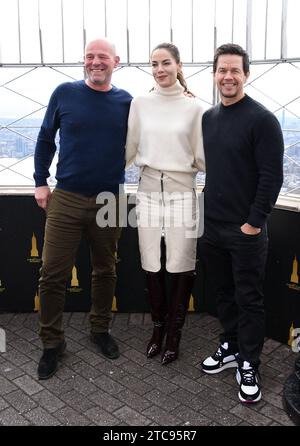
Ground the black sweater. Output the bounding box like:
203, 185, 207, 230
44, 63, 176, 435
202, 95, 284, 227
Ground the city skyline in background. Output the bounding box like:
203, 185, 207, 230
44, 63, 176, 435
0, 0, 299, 195
0, 112, 299, 195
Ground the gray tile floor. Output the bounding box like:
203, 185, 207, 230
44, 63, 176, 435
0, 312, 297, 426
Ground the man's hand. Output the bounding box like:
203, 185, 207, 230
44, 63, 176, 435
35, 186, 51, 210
240, 222, 261, 235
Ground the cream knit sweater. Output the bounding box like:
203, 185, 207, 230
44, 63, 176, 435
125, 81, 205, 186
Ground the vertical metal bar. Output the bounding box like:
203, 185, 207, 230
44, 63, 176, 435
246, 0, 252, 60
82, 0, 86, 58
126, 0, 130, 63
148, 0, 151, 59
61, 0, 65, 63
281, 0, 288, 59
264, 0, 268, 60
104, 0, 107, 38
231, 0, 235, 43
38, 0, 44, 64
17, 0, 22, 63
170, 0, 173, 42
191, 0, 194, 62
213, 0, 217, 52
82, 0, 86, 79
0, 0, 2, 65
213, 0, 217, 105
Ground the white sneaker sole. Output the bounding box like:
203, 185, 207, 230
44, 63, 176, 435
236, 370, 261, 403
202, 360, 238, 374
238, 391, 262, 404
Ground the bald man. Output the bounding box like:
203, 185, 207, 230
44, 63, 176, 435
34, 39, 132, 379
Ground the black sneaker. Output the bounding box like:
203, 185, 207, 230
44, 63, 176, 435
91, 332, 119, 359
37, 340, 66, 380
201, 342, 238, 374
236, 361, 261, 403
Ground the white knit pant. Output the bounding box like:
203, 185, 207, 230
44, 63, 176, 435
136, 168, 201, 273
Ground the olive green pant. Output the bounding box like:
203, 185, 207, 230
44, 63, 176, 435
39, 188, 121, 348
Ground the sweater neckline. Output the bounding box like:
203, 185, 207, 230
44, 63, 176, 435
152, 81, 184, 96
83, 80, 115, 94
220, 94, 249, 110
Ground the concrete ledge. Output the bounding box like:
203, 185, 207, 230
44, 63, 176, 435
1, 185, 300, 213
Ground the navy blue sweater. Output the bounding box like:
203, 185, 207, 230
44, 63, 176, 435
202, 95, 284, 227
34, 80, 132, 195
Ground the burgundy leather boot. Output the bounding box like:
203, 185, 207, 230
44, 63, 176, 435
161, 271, 195, 365
146, 270, 168, 358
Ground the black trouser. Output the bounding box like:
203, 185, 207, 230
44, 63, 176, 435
198, 218, 268, 365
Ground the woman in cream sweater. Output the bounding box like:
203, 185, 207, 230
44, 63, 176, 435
126, 43, 205, 365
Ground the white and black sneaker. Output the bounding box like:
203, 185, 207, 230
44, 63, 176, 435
236, 361, 261, 403
201, 342, 238, 374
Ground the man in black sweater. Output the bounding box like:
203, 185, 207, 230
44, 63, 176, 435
200, 44, 284, 403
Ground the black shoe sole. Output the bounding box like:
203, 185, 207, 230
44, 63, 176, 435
38, 365, 59, 380
101, 351, 120, 359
